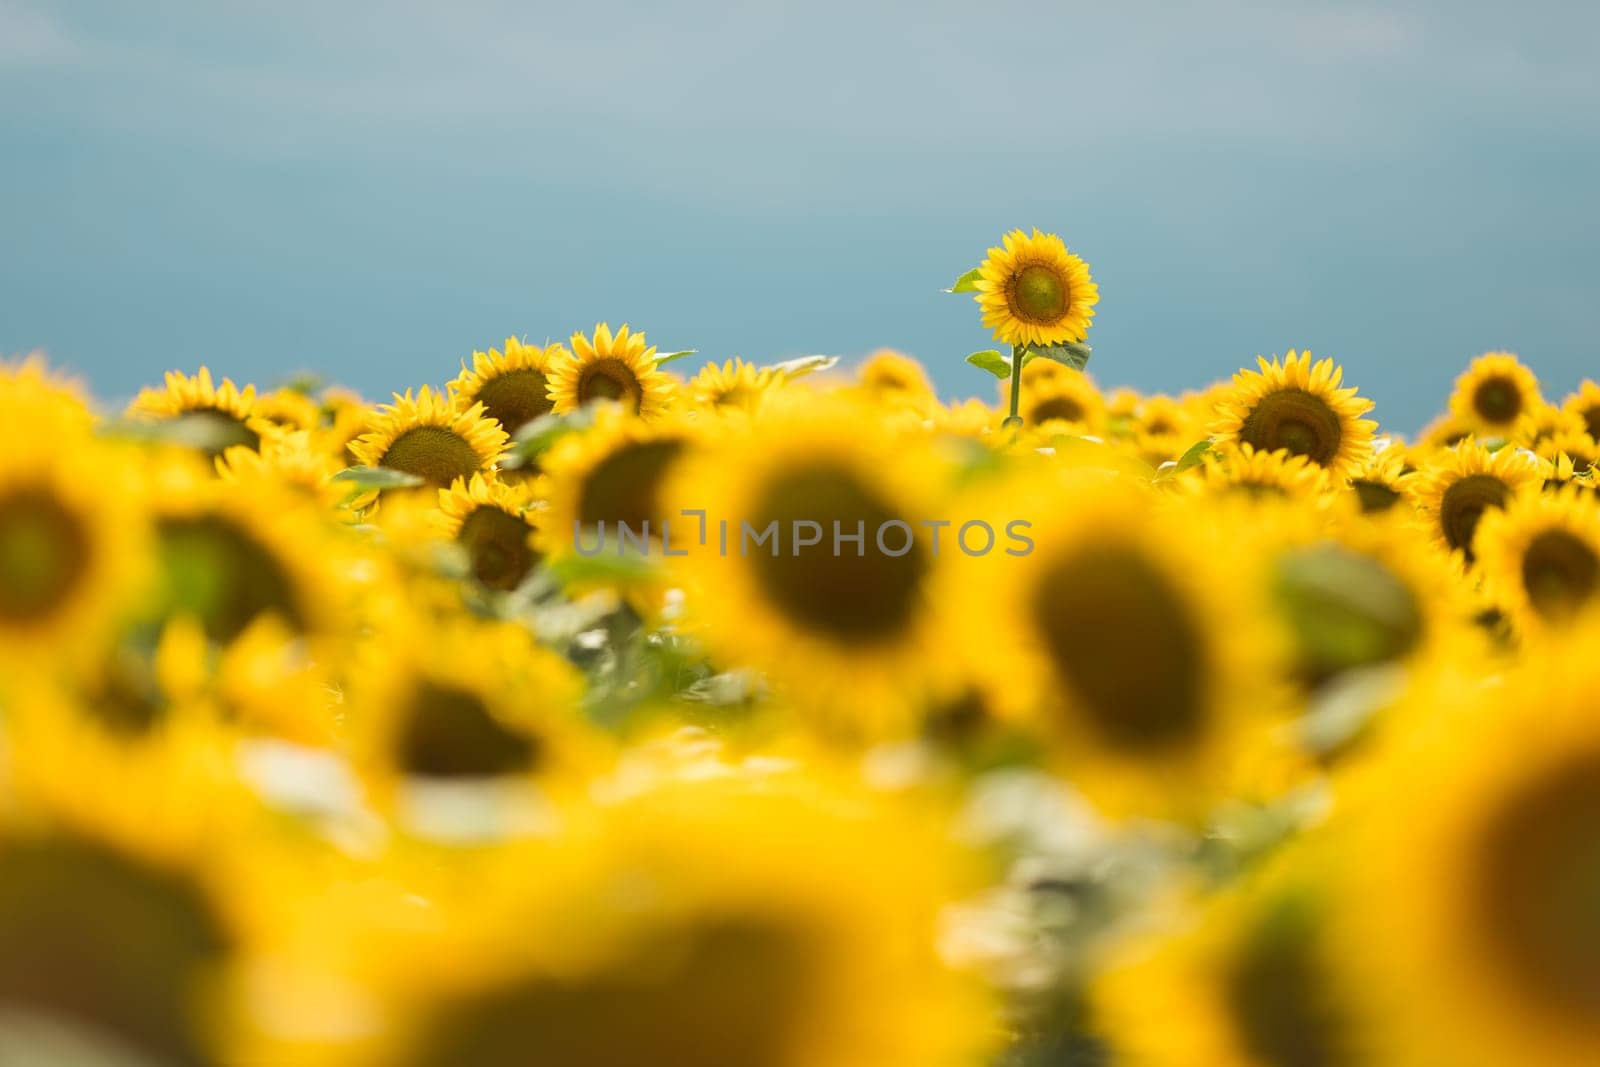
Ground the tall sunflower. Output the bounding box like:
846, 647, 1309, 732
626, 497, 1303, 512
1474, 486, 1600, 634
547, 323, 675, 420
1449, 351, 1542, 437
128, 367, 273, 456
973, 228, 1099, 347
448, 337, 567, 435
350, 386, 509, 490
1408, 442, 1541, 563
1211, 352, 1376, 478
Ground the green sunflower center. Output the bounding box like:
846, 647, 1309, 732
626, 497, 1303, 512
1010, 264, 1069, 324
457, 506, 538, 592
1477, 753, 1600, 1020
0, 835, 229, 1066
1473, 377, 1522, 424
1521, 529, 1600, 622
473, 368, 553, 434
1439, 474, 1510, 561
1029, 395, 1085, 426
398, 682, 540, 780
1029, 544, 1206, 753
576, 439, 688, 535
577, 359, 644, 414
404, 913, 812, 1067
1226, 893, 1352, 1067
156, 515, 304, 643
380, 426, 485, 488
1239, 389, 1343, 466
748, 464, 928, 645
0, 487, 91, 624
1351, 479, 1402, 513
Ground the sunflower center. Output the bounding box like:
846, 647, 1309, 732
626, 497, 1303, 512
747, 464, 927, 645
173, 409, 260, 456
1029, 395, 1085, 425
1239, 389, 1343, 466
397, 682, 540, 780
156, 515, 304, 643
404, 912, 812, 1067
1029, 544, 1206, 753
1477, 753, 1600, 1020
473, 368, 553, 434
1473, 377, 1522, 424
1010, 264, 1069, 325
1226, 895, 1351, 1067
457, 507, 538, 592
1583, 407, 1600, 441
0, 835, 229, 1065
576, 439, 688, 535
1439, 474, 1510, 561
0, 487, 91, 623
1351, 479, 1402, 513
380, 426, 486, 488
1521, 529, 1600, 622
577, 359, 644, 413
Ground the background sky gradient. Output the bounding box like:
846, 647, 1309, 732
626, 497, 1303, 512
3, 1, 1597, 431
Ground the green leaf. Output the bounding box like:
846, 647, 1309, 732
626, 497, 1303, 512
544, 550, 660, 587
1274, 545, 1424, 681
1174, 439, 1216, 471
765, 354, 839, 380
653, 348, 697, 366
944, 267, 984, 294
330, 465, 424, 490
502, 409, 595, 468
1020, 340, 1091, 371
965, 350, 1011, 379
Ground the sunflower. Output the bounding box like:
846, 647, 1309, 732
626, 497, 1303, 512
1186, 442, 1334, 503
436, 473, 542, 592
253, 386, 323, 432
665, 396, 959, 740
1474, 486, 1600, 634
1416, 410, 1476, 450
1539, 450, 1595, 494
349, 386, 509, 490
1130, 394, 1195, 465
1560, 379, 1600, 440
1210, 352, 1376, 477
1345, 442, 1411, 514
1094, 854, 1372, 1067
857, 348, 937, 410
0, 413, 148, 675
1017, 368, 1107, 434
1408, 442, 1541, 562
341, 776, 994, 1067
1533, 426, 1599, 476
958, 473, 1292, 818
1343, 635, 1600, 1067
215, 431, 347, 510
1, 352, 95, 430
547, 323, 675, 420
1449, 351, 1542, 436
128, 367, 274, 456
973, 228, 1099, 347
448, 337, 567, 435
686, 357, 780, 415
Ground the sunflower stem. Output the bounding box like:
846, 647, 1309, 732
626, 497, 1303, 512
1003, 345, 1025, 429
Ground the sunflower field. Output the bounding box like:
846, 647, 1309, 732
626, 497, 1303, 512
3, 227, 1599, 1066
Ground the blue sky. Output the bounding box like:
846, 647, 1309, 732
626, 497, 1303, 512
2, 1, 1597, 431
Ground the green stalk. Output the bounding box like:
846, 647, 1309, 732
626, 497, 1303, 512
1003, 345, 1025, 429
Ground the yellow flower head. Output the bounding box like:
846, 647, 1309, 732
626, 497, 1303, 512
856, 348, 937, 410
436, 472, 542, 592
547, 323, 676, 420
1018, 367, 1107, 434
1346, 441, 1413, 514
1475, 486, 1600, 635
350, 386, 509, 489
686, 357, 779, 415
1560, 379, 1600, 440
1408, 442, 1541, 562
1211, 351, 1377, 477
974, 228, 1099, 347
449, 337, 567, 435
1449, 351, 1542, 436
128, 367, 275, 456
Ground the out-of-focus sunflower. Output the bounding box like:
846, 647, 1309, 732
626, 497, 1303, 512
1416, 410, 1476, 450
449, 337, 566, 436
1018, 368, 1106, 434
1538, 450, 1595, 494
1344, 635, 1600, 1067
216, 431, 347, 510
959, 474, 1292, 818
856, 349, 937, 411
2, 352, 95, 429
1211, 352, 1376, 477
687, 357, 779, 415
547, 323, 675, 420
0, 414, 148, 675
1449, 351, 1542, 437
350, 386, 508, 490
1560, 379, 1600, 440
665, 397, 957, 739
1130, 394, 1194, 466
128, 367, 274, 456
1408, 442, 1541, 562
1095, 854, 1371, 1067
436, 473, 542, 592
1186, 442, 1333, 503
1346, 443, 1411, 514
253, 386, 322, 433
973, 228, 1098, 347
338, 777, 995, 1067
1510, 402, 1581, 450
1475, 486, 1600, 634
316, 387, 372, 467
1533, 426, 1598, 477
